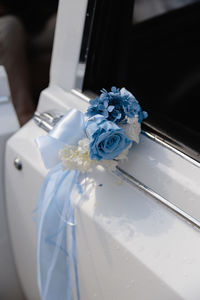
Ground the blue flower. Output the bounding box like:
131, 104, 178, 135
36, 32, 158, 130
86, 87, 148, 123
86, 115, 131, 160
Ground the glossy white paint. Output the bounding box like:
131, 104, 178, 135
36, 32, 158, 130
4, 0, 200, 299
5, 122, 46, 300
120, 135, 200, 223
74, 168, 200, 300
0, 66, 24, 299
50, 0, 88, 91
5, 89, 200, 300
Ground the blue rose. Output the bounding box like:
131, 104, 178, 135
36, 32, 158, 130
86, 86, 148, 123
86, 115, 131, 160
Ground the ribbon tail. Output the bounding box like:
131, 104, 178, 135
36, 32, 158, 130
36, 165, 80, 300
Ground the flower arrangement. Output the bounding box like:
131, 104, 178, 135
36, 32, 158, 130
36, 86, 148, 300
59, 87, 147, 172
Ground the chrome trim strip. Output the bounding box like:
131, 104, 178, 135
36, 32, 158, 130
144, 131, 200, 168
34, 114, 52, 132
33, 111, 64, 132
71, 89, 90, 103
115, 167, 200, 230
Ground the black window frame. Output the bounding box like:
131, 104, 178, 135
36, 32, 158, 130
77, 0, 200, 163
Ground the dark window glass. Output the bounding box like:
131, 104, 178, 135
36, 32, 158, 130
83, 0, 200, 161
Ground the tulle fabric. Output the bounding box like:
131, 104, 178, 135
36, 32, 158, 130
36, 109, 84, 300
36, 165, 80, 300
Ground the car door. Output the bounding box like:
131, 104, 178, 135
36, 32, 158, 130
5, 1, 200, 300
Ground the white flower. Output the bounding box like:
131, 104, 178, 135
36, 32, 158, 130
59, 138, 96, 173
121, 116, 141, 143
60, 136, 122, 172
59, 136, 133, 173
100, 159, 118, 170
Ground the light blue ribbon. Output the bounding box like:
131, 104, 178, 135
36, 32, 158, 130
36, 109, 85, 300
36, 109, 85, 169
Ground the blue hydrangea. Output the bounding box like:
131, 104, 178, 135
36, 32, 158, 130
86, 87, 148, 123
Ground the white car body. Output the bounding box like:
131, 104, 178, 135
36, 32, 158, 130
1, 0, 200, 299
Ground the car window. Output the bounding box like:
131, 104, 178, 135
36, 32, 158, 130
77, 0, 200, 162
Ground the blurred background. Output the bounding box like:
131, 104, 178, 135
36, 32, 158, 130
0, 0, 58, 125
